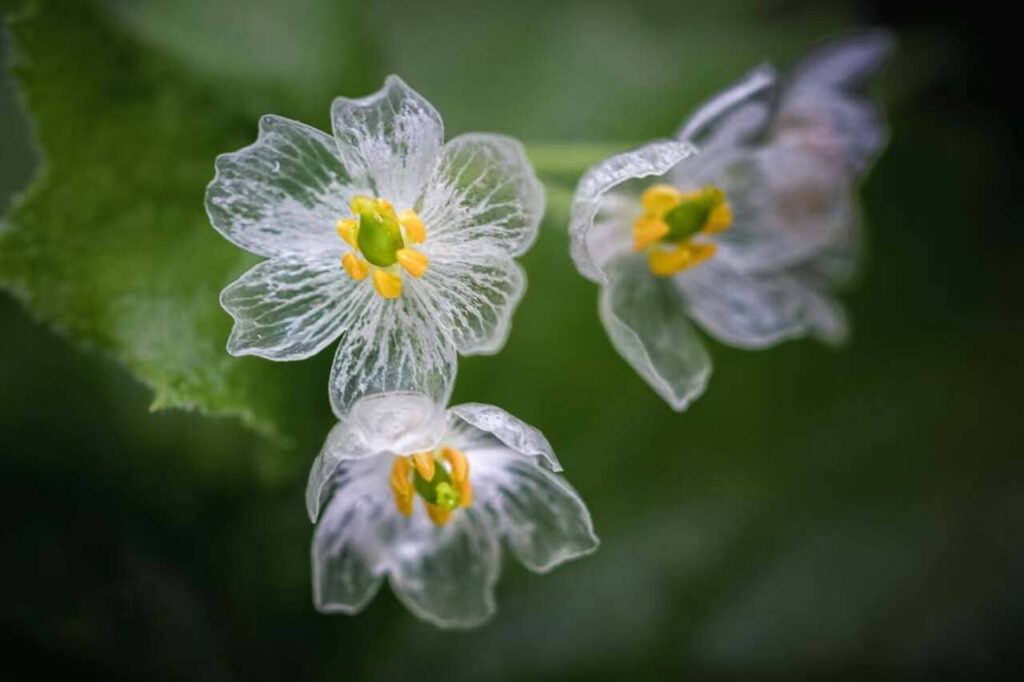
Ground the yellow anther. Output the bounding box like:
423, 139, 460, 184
633, 216, 670, 251
341, 252, 369, 281
678, 188, 704, 203
648, 242, 717, 276
350, 195, 376, 215
704, 201, 733, 234
375, 197, 397, 219
442, 447, 468, 484
389, 458, 414, 517
411, 451, 436, 481
641, 184, 682, 217
399, 209, 426, 244
395, 248, 429, 278
424, 501, 452, 526
372, 269, 402, 299
456, 479, 473, 507
336, 218, 359, 247
390, 457, 412, 494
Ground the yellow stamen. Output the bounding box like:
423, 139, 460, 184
442, 447, 468, 484
633, 216, 670, 251
442, 448, 472, 508
704, 201, 733, 234
411, 451, 436, 481
389, 458, 414, 517
341, 252, 369, 280
648, 242, 718, 276
395, 248, 429, 278
375, 197, 397, 219
350, 195, 376, 215
456, 479, 473, 507
424, 501, 451, 526
678, 188, 704, 203
372, 269, 402, 299
336, 218, 359, 247
641, 184, 682, 216
399, 209, 426, 244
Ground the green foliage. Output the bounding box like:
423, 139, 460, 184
0, 0, 335, 441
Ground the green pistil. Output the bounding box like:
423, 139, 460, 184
355, 206, 404, 267
413, 459, 461, 511
662, 187, 725, 243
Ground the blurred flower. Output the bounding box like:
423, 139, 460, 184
206, 76, 544, 420
569, 32, 893, 410
305, 393, 598, 628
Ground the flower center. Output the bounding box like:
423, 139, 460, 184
633, 184, 732, 276
336, 196, 429, 299
389, 447, 473, 526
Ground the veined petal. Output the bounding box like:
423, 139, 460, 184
448, 403, 561, 471
599, 254, 711, 411
413, 256, 527, 356
712, 143, 854, 275
471, 448, 598, 573
388, 506, 500, 629
327, 290, 457, 421
206, 115, 354, 259
421, 133, 545, 259
220, 256, 355, 360
331, 75, 443, 209
789, 30, 894, 95
569, 140, 697, 284
678, 64, 777, 147
305, 395, 447, 522
800, 284, 849, 346
312, 454, 393, 614
777, 31, 894, 176
675, 258, 812, 349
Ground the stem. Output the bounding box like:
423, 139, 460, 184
524, 141, 636, 176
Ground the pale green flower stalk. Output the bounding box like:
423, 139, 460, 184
305, 393, 598, 629
568, 31, 893, 410
205, 76, 544, 442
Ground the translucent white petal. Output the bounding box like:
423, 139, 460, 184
206, 115, 354, 258
599, 254, 711, 411
569, 140, 697, 284
410, 257, 526, 356
678, 64, 777, 147
305, 395, 447, 522
421, 133, 545, 260
712, 143, 854, 275
448, 403, 561, 471
799, 284, 849, 346
789, 30, 895, 93
471, 448, 599, 573
777, 31, 893, 176
331, 75, 443, 209
675, 259, 812, 349
220, 255, 356, 360
387, 506, 500, 629
327, 290, 457, 421
311, 454, 393, 614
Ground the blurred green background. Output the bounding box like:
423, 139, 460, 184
1, 0, 1021, 679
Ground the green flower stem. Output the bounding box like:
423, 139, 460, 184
543, 184, 576, 225
525, 142, 636, 177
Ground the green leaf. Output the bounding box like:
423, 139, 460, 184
0, 0, 336, 442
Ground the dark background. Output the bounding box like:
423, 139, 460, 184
1, 0, 1021, 679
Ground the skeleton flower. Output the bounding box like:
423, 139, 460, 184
206, 77, 544, 420
569, 32, 892, 410
305, 392, 599, 628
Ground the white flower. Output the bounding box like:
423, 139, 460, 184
206, 76, 544, 420
569, 32, 892, 410
305, 393, 599, 629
